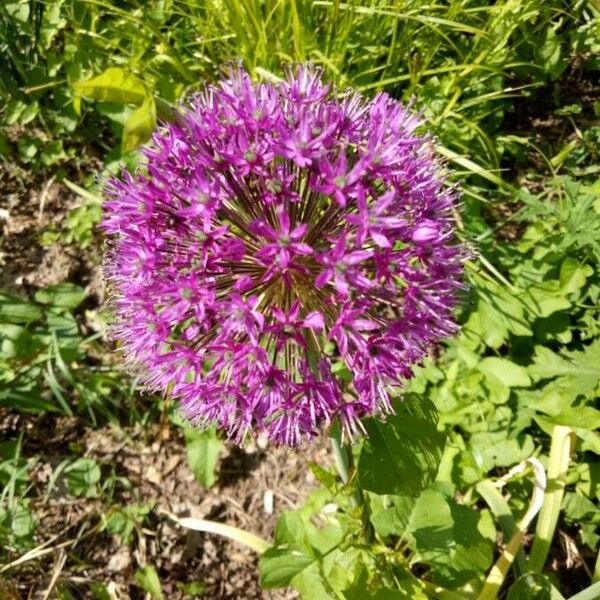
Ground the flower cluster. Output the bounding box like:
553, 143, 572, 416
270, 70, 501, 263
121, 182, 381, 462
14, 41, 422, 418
103, 66, 464, 445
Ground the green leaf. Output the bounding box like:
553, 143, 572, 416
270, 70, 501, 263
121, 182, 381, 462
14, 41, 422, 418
35, 283, 86, 310
274, 511, 311, 551
469, 432, 535, 472
407, 488, 496, 587
525, 282, 572, 318
261, 511, 317, 588
122, 95, 157, 151
0, 294, 43, 324
90, 582, 112, 600
358, 396, 446, 496
184, 426, 222, 488
507, 573, 565, 600
536, 407, 600, 454
559, 257, 589, 295
4, 0, 30, 22
134, 565, 164, 599
260, 510, 343, 591
39, 0, 66, 49
529, 342, 600, 399
19, 101, 39, 125
105, 502, 155, 545
477, 357, 531, 388
292, 562, 337, 600
176, 581, 205, 595
536, 406, 600, 431
72, 68, 147, 105
10, 501, 34, 538
64, 458, 101, 498
477, 300, 508, 348
533, 27, 565, 81
3, 98, 27, 125
260, 546, 315, 588
371, 496, 417, 537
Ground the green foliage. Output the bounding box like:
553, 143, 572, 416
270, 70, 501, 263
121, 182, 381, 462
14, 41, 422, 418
134, 565, 164, 599
0, 285, 131, 421
103, 501, 155, 545
183, 425, 223, 488
357, 396, 446, 497
64, 457, 101, 497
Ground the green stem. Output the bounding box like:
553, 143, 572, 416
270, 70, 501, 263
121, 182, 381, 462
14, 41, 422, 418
329, 425, 374, 543
476, 479, 527, 576
477, 458, 547, 600
568, 581, 600, 600
528, 426, 574, 573
330, 431, 350, 484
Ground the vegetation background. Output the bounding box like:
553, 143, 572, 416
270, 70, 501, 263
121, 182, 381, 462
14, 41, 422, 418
0, 0, 599, 598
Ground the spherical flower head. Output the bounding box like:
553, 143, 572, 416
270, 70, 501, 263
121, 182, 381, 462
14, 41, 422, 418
103, 65, 464, 446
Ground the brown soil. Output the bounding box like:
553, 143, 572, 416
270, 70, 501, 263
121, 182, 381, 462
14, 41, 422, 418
1, 408, 332, 599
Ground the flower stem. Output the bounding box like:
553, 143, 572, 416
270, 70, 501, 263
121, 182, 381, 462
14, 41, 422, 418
329, 428, 350, 484
528, 425, 574, 573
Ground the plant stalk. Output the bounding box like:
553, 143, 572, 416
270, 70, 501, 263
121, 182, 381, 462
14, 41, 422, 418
528, 426, 574, 573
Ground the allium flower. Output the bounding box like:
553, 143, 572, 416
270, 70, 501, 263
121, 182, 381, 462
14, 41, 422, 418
103, 65, 464, 445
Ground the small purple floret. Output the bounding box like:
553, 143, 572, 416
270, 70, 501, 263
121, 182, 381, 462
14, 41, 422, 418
103, 65, 464, 445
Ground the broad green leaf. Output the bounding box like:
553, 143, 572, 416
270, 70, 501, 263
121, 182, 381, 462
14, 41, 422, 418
35, 283, 86, 310
122, 95, 157, 151
507, 573, 565, 600
261, 510, 341, 590
536, 407, 600, 454
19, 101, 39, 125
534, 313, 571, 345
72, 68, 147, 105
0, 324, 39, 359
533, 27, 565, 81
525, 282, 572, 318
343, 565, 427, 598
323, 547, 370, 592
274, 511, 311, 551
529, 342, 600, 400
0, 294, 43, 324
184, 426, 222, 488
292, 562, 337, 599
477, 300, 508, 348
134, 565, 164, 599
477, 357, 531, 388
407, 488, 495, 588
469, 432, 535, 472
89, 582, 112, 600
259, 546, 314, 588
535, 406, 600, 431
358, 396, 446, 496
371, 495, 416, 537
559, 257, 590, 295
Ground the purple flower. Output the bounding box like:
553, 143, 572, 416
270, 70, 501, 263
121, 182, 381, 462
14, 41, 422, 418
103, 65, 464, 446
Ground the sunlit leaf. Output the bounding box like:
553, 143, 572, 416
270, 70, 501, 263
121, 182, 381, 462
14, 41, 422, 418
72, 68, 147, 105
